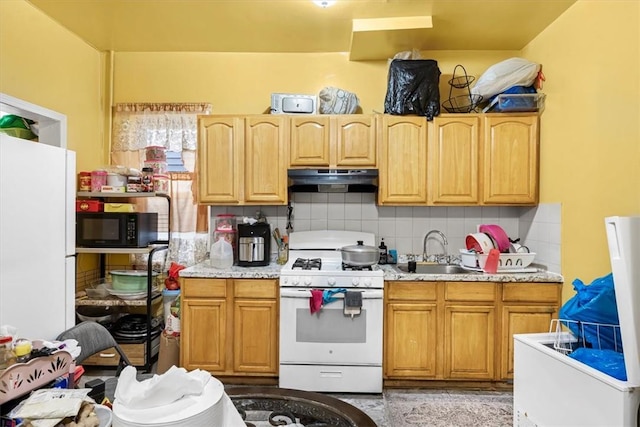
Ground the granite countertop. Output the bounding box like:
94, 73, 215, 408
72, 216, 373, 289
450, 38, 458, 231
181, 260, 564, 283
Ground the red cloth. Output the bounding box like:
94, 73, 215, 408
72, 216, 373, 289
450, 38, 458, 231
310, 289, 324, 314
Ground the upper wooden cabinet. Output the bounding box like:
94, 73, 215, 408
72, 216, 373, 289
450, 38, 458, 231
428, 115, 481, 204
482, 115, 539, 205
198, 115, 288, 205
289, 115, 377, 168
378, 115, 428, 204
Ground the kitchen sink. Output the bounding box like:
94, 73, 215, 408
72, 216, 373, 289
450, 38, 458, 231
394, 263, 471, 275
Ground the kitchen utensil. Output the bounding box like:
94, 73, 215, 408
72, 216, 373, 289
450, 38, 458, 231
339, 240, 379, 266
274, 227, 282, 243
478, 224, 510, 253
109, 270, 158, 291
509, 243, 530, 253
483, 249, 501, 273
76, 305, 118, 323
465, 233, 495, 253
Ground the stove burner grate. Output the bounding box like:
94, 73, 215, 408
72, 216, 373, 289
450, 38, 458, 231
292, 258, 322, 270
342, 263, 374, 271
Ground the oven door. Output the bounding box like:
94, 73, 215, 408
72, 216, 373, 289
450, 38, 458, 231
279, 288, 383, 365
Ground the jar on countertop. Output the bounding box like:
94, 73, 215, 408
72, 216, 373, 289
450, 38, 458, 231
78, 171, 91, 192
127, 176, 142, 193
141, 167, 154, 192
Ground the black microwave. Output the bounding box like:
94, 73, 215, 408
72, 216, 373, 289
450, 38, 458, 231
76, 212, 158, 248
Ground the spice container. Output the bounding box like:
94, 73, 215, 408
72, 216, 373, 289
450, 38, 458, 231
78, 171, 91, 192
141, 167, 154, 192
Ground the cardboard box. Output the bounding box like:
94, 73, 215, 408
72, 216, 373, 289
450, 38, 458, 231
76, 199, 103, 212
156, 332, 180, 375
104, 203, 136, 212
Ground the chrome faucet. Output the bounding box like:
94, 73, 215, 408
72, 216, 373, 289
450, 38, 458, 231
423, 230, 449, 264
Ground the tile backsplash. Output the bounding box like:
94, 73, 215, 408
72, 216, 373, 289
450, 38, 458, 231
211, 195, 562, 274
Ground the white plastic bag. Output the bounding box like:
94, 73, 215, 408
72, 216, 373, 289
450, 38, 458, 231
318, 87, 359, 114
210, 238, 234, 269
471, 57, 541, 100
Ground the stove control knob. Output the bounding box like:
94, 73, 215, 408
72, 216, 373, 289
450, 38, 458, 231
304, 277, 313, 286
351, 277, 360, 287
291, 276, 300, 286
327, 277, 336, 286
363, 278, 372, 287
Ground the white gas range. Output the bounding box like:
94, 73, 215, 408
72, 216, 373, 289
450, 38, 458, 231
278, 230, 384, 393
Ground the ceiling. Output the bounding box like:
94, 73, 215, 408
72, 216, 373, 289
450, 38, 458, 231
27, 0, 576, 60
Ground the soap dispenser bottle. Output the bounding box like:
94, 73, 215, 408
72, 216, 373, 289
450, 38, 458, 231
378, 238, 388, 264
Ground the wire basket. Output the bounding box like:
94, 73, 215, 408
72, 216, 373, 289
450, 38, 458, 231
442, 94, 484, 113
448, 68, 475, 89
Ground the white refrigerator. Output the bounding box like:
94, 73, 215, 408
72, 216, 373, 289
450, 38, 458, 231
0, 95, 76, 340
514, 216, 640, 426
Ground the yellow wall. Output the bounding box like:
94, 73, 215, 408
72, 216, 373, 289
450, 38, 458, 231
112, 51, 517, 114
0, 0, 105, 172
522, 0, 640, 300
3, 0, 639, 303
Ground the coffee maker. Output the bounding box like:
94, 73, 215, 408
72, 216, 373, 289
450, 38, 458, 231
237, 223, 271, 266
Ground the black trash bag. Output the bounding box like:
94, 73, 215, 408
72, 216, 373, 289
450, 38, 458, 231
384, 59, 441, 120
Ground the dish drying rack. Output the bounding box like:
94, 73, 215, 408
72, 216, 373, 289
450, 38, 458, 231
549, 318, 623, 356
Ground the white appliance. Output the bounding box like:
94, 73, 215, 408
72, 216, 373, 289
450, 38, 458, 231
270, 93, 317, 114
279, 230, 384, 393
513, 216, 640, 426
0, 93, 76, 340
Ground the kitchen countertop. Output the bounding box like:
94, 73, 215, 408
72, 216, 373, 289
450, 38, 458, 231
180, 260, 564, 283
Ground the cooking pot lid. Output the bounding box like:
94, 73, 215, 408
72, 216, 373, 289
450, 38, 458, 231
341, 240, 378, 253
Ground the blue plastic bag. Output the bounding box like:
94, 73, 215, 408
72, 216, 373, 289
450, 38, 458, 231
559, 273, 622, 351
568, 347, 627, 381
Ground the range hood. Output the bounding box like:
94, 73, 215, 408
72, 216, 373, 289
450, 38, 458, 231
288, 169, 378, 193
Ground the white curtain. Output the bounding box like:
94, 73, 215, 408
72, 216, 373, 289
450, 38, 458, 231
111, 103, 212, 268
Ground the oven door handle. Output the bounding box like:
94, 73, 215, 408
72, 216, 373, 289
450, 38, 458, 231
280, 288, 383, 299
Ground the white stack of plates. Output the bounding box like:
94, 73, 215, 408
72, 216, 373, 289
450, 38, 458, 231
112, 377, 244, 427
105, 282, 147, 300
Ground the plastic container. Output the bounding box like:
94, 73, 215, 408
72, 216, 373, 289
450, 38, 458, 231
107, 173, 127, 188
109, 270, 158, 291
153, 174, 170, 194
144, 160, 168, 175
145, 146, 166, 161
90, 170, 107, 192
215, 214, 236, 231
495, 93, 546, 112
476, 252, 536, 270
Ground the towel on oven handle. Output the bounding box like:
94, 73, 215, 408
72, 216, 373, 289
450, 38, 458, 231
323, 288, 347, 305
344, 290, 363, 318
310, 289, 324, 314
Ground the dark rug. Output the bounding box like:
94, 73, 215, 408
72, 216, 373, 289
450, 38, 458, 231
384, 390, 513, 427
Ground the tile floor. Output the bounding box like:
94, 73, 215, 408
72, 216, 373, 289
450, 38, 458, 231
81, 366, 514, 427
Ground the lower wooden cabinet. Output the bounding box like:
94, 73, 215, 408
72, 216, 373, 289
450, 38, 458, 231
385, 282, 438, 378
384, 280, 561, 384
180, 277, 278, 377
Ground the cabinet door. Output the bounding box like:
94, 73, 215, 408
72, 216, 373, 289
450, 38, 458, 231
197, 116, 243, 204
181, 298, 227, 372
290, 116, 330, 167
443, 305, 495, 379
385, 302, 438, 378
500, 305, 557, 379
428, 116, 480, 204
244, 116, 288, 204
378, 115, 428, 204
233, 299, 278, 374
483, 115, 539, 204
333, 115, 377, 167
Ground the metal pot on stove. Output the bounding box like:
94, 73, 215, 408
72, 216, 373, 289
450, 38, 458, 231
339, 240, 379, 266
